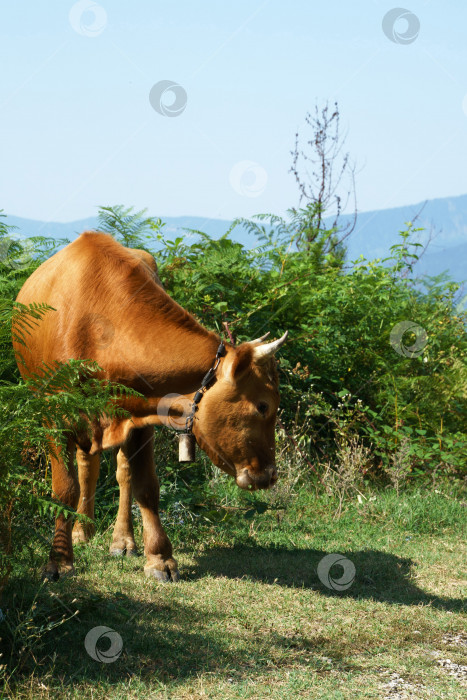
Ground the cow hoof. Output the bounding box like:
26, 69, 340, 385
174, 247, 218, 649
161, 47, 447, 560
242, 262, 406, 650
42, 567, 59, 582
72, 532, 89, 546
144, 566, 180, 582
72, 525, 94, 545
144, 555, 179, 582
110, 537, 138, 557
41, 563, 75, 582
72, 535, 85, 546
109, 546, 139, 557
145, 568, 170, 582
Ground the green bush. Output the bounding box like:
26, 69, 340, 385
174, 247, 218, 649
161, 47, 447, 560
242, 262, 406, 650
153, 210, 466, 481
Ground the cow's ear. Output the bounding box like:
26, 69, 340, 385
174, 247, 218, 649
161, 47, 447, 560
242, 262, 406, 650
221, 344, 253, 384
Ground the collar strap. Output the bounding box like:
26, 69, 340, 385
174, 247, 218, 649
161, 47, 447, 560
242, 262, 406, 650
185, 341, 226, 434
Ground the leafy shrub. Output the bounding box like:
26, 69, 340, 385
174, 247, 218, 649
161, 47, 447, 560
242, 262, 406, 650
152, 210, 466, 481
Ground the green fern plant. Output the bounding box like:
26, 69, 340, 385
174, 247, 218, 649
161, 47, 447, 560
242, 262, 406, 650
97, 204, 165, 248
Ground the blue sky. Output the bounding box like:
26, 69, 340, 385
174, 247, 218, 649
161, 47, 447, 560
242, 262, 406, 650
1, 0, 467, 224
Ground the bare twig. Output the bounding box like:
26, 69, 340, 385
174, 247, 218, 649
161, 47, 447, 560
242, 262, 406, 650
289, 101, 357, 248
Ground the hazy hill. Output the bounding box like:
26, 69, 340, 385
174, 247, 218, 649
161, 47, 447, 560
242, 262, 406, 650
5, 193, 467, 286
4, 214, 233, 245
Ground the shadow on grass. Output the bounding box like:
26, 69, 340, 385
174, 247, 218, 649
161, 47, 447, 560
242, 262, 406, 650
1, 541, 465, 692
0, 575, 353, 692
190, 544, 466, 613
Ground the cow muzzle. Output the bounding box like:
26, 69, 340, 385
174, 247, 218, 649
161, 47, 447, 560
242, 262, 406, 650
235, 465, 278, 490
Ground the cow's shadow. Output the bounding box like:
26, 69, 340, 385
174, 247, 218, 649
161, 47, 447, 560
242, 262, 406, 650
2, 543, 464, 688
188, 544, 465, 612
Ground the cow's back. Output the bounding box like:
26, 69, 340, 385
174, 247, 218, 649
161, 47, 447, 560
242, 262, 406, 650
14, 232, 162, 379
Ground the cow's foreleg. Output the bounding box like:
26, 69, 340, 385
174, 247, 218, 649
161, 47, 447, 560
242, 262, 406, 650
109, 446, 137, 556
44, 437, 79, 580
72, 447, 100, 545
125, 426, 179, 582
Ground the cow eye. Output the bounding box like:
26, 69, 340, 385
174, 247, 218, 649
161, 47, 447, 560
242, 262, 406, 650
257, 401, 268, 416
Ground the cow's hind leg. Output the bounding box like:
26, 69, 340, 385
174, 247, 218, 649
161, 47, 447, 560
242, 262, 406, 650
72, 447, 100, 545
109, 447, 137, 556
43, 438, 79, 581
124, 426, 179, 582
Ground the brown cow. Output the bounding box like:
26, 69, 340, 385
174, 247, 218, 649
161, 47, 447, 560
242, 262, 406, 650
13, 232, 287, 582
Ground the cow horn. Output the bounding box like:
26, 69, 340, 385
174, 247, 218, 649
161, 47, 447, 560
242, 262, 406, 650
250, 332, 270, 344
252, 331, 288, 362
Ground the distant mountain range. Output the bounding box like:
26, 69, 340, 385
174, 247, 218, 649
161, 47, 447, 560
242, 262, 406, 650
331, 195, 467, 286
4, 193, 467, 287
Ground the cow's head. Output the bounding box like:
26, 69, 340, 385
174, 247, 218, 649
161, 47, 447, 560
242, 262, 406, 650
193, 332, 287, 490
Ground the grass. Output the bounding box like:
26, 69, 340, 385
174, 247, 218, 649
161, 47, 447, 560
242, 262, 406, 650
1, 473, 466, 699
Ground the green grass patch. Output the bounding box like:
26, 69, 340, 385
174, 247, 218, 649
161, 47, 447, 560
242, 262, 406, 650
1, 484, 466, 699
